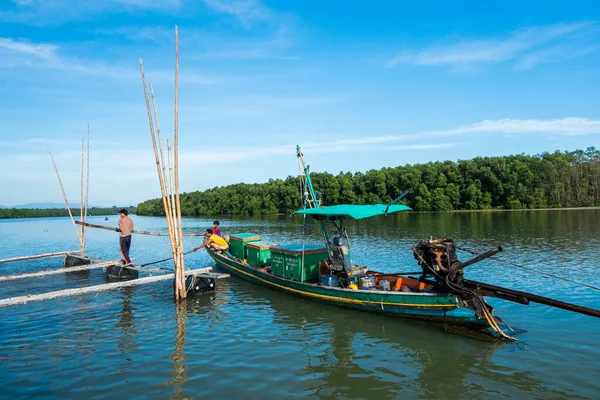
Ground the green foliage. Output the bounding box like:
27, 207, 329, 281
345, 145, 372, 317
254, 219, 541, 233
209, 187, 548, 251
136, 147, 600, 216
0, 206, 137, 219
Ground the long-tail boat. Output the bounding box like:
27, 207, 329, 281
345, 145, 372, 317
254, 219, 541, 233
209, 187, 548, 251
205, 146, 600, 340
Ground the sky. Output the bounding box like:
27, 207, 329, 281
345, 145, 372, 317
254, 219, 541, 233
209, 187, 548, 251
0, 0, 599, 207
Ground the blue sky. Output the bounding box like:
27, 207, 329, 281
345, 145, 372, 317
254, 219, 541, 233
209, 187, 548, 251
1, 0, 599, 207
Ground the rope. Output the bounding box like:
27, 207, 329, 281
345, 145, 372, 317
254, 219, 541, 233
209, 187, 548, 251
140, 249, 196, 268
456, 246, 600, 292
412, 247, 516, 340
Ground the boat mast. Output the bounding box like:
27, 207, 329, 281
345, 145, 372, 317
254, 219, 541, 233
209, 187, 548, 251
296, 146, 333, 256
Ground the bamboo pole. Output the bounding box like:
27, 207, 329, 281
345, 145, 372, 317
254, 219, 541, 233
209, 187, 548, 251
45, 141, 83, 249
167, 139, 180, 298
0, 267, 213, 308
0, 251, 82, 264
0, 260, 118, 281
140, 59, 180, 304
138, 25, 187, 301
174, 25, 186, 300
150, 82, 178, 265
74, 220, 204, 236
84, 124, 90, 248
80, 136, 84, 249
140, 60, 180, 290
168, 139, 183, 299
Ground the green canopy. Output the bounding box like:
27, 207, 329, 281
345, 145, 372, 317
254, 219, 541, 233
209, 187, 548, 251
292, 204, 412, 220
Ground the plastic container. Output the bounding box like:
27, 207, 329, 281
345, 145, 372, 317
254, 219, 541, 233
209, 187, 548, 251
377, 280, 391, 291
319, 274, 339, 287
229, 233, 262, 259
270, 244, 328, 282
359, 276, 376, 290
246, 241, 272, 267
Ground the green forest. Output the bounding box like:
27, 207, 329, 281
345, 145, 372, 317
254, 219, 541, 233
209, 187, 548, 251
0, 206, 137, 220
135, 147, 599, 216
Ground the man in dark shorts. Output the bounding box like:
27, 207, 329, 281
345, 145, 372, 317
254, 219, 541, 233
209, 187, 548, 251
117, 209, 134, 266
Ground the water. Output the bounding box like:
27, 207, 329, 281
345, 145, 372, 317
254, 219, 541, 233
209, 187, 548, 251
0, 210, 599, 399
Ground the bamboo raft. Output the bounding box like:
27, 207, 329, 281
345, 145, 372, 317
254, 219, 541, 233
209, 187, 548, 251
0, 260, 119, 282
0, 251, 82, 265
0, 267, 228, 308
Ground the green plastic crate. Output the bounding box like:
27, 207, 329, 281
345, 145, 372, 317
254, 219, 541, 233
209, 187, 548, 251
229, 233, 261, 259
271, 252, 285, 277
271, 244, 328, 282
246, 241, 272, 267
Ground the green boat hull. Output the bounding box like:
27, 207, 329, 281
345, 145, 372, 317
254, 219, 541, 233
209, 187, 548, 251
206, 248, 491, 332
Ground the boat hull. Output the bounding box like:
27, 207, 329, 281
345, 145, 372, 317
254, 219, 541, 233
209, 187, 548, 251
206, 248, 490, 331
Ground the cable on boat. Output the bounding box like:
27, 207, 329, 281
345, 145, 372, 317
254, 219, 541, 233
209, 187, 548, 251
456, 245, 600, 292
412, 247, 516, 341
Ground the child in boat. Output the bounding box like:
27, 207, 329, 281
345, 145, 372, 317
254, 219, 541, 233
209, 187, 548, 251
213, 220, 223, 237
193, 229, 229, 253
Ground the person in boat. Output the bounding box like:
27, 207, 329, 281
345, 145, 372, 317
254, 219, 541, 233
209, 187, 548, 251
116, 209, 134, 266
193, 228, 229, 253
213, 220, 223, 237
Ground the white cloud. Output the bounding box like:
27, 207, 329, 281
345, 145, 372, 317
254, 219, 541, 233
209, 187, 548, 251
0, 37, 226, 86
202, 0, 272, 27
386, 22, 598, 69
431, 117, 600, 137
0, 38, 58, 65
1, 0, 181, 25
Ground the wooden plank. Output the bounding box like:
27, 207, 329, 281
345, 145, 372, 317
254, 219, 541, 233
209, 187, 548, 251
0, 267, 214, 307
0, 251, 82, 264
0, 260, 119, 282
75, 221, 205, 237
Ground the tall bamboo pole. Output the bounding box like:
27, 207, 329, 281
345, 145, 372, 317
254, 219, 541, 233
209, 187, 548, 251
80, 137, 84, 248
167, 139, 183, 299
83, 124, 90, 248
46, 141, 83, 249
140, 56, 184, 301
140, 60, 177, 261
150, 82, 177, 261
174, 25, 186, 300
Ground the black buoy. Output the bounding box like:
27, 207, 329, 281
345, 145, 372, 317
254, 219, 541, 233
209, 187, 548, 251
63, 253, 91, 267
106, 264, 139, 281
184, 275, 216, 295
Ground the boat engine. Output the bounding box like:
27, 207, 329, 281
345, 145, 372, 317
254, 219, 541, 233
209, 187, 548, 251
330, 236, 352, 273
413, 237, 461, 285
413, 237, 503, 288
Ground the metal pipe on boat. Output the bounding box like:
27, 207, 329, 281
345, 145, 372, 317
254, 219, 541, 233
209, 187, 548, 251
451, 246, 503, 272
464, 279, 600, 318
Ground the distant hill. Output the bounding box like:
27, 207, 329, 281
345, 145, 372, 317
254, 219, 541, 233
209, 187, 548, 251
12, 203, 67, 209
3, 203, 102, 209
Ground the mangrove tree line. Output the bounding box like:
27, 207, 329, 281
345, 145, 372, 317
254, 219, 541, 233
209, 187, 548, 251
0, 206, 137, 220
136, 147, 600, 216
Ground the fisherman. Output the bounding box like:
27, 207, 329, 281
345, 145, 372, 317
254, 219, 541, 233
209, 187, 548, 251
193, 228, 229, 253
116, 209, 134, 266
213, 220, 223, 237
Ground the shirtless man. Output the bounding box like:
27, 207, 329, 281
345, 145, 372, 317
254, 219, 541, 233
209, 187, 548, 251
117, 209, 134, 266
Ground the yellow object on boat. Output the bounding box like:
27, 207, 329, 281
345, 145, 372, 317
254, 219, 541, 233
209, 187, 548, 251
348, 283, 358, 290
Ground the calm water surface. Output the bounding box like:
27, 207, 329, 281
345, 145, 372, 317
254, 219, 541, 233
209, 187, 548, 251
0, 210, 599, 399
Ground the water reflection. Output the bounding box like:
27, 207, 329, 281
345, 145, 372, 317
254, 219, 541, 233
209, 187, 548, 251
115, 287, 138, 368
219, 278, 587, 399
164, 300, 190, 400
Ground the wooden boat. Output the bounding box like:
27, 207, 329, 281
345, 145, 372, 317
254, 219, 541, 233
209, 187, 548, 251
205, 146, 600, 340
